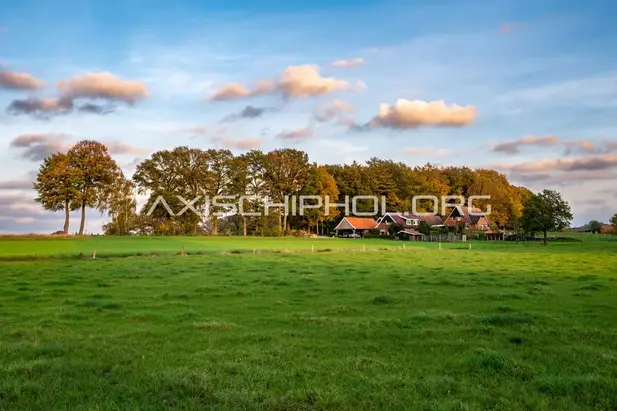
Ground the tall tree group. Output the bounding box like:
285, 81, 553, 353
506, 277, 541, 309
34, 140, 125, 235
34, 140, 579, 237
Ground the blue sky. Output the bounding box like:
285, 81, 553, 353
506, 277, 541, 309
1, 0, 616, 232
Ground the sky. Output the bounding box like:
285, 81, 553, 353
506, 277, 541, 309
1, 0, 616, 233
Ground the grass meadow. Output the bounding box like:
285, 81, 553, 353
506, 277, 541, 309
1, 236, 616, 410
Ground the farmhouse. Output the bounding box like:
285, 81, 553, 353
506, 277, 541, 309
334, 217, 377, 237
444, 206, 491, 231
375, 212, 444, 235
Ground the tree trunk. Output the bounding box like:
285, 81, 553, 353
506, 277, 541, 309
543, 230, 548, 245
213, 218, 219, 236
63, 200, 70, 235
193, 221, 198, 236
78, 200, 86, 235
242, 216, 247, 237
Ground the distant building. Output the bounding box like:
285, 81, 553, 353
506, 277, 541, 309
444, 206, 490, 231
375, 212, 444, 235
333, 217, 377, 237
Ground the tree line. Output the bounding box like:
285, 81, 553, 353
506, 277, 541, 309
33, 140, 613, 238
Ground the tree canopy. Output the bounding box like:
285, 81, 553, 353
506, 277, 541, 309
521, 189, 573, 244
33, 152, 81, 234
32, 140, 592, 237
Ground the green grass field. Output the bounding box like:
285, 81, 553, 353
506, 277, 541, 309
1, 237, 616, 410
0, 233, 613, 259
0, 236, 406, 259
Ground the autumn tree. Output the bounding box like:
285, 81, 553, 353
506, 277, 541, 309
228, 155, 250, 236
243, 150, 268, 235
301, 164, 339, 235
263, 149, 310, 234
204, 149, 234, 235
33, 152, 80, 234
364, 158, 400, 211
67, 140, 120, 235
521, 189, 573, 245
100, 175, 137, 235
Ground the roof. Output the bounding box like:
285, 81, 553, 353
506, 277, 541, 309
447, 206, 488, 225
341, 217, 377, 230
421, 214, 445, 226
378, 212, 443, 226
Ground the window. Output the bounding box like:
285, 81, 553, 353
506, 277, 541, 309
478, 224, 485, 230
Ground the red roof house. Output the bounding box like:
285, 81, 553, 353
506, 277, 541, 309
334, 217, 377, 237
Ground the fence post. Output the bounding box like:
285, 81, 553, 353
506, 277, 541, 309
92, 249, 96, 259
469, 244, 472, 250
439, 242, 442, 250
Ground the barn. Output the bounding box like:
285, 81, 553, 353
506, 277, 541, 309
334, 217, 377, 238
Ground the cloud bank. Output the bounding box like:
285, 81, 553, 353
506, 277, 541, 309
0, 70, 45, 90
211, 65, 364, 101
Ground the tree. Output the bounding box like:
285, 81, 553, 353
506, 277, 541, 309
263, 149, 310, 234
100, 176, 137, 235
133, 147, 211, 235
243, 150, 268, 236
228, 156, 250, 236
588, 220, 604, 234
521, 189, 573, 245
33, 152, 80, 234
388, 223, 403, 236
609, 214, 617, 235
68, 140, 120, 235
301, 165, 339, 235
418, 220, 431, 235
204, 149, 234, 235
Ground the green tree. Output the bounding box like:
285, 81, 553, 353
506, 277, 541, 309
100, 176, 137, 235
609, 214, 617, 235
133, 147, 211, 235
418, 220, 431, 235
388, 223, 403, 236
588, 220, 604, 234
204, 149, 234, 235
521, 189, 573, 245
243, 150, 268, 236
263, 149, 310, 234
33, 152, 80, 234
228, 155, 250, 236
68, 140, 120, 235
